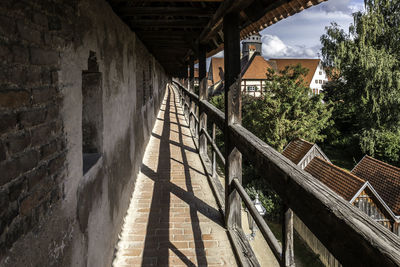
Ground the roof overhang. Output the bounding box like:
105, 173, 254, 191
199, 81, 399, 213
106, 0, 327, 76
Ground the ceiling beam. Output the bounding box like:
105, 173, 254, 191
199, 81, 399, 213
130, 18, 209, 27
118, 7, 215, 17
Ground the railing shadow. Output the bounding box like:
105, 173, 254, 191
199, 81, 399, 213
141, 86, 222, 266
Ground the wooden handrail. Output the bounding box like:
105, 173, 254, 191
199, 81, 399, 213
233, 178, 282, 261
200, 128, 225, 165
173, 80, 400, 266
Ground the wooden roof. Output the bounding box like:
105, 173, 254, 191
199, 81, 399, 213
106, 0, 326, 76
352, 156, 400, 215
282, 138, 314, 165
305, 157, 365, 201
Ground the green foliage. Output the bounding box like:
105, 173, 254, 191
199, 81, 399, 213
360, 127, 400, 163
210, 65, 332, 219
321, 0, 400, 165
244, 174, 282, 221
243, 65, 332, 152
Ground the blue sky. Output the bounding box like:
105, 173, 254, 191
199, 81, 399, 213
207, 0, 365, 68
259, 0, 365, 58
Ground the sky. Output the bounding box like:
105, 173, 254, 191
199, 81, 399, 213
259, 0, 365, 59
210, 0, 365, 62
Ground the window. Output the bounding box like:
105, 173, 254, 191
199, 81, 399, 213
319, 71, 322, 75
323, 80, 326, 84
315, 80, 318, 84
247, 85, 257, 92
82, 51, 103, 174
319, 80, 323, 84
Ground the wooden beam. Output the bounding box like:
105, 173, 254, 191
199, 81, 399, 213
223, 11, 242, 230
118, 7, 215, 17
130, 18, 209, 27
123, 0, 223, 2
198, 45, 207, 155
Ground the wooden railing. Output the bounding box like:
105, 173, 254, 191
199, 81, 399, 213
172, 80, 400, 267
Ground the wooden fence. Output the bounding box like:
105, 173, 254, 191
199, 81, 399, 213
173, 80, 400, 267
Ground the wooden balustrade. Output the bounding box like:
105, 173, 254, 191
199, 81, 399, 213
173, 80, 400, 267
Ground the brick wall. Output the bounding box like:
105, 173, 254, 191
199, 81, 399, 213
0, 0, 169, 266
0, 0, 73, 257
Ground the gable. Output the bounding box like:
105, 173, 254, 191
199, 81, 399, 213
352, 156, 400, 215
282, 138, 314, 165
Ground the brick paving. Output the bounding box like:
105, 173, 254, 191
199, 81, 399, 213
112, 85, 237, 266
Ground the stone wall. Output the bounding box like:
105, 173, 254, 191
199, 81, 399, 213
0, 0, 168, 266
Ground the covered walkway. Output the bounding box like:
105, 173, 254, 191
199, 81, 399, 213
112, 85, 237, 266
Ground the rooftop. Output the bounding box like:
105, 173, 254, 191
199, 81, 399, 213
305, 157, 365, 201
282, 138, 314, 165
352, 156, 400, 215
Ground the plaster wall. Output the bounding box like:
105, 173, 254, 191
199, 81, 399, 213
310, 63, 328, 94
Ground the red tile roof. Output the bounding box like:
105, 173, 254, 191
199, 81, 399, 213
268, 59, 320, 86
242, 55, 274, 80
282, 138, 314, 165
352, 156, 400, 215
305, 157, 365, 201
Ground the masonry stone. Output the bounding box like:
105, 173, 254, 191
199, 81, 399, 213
6, 132, 31, 155
30, 48, 59, 66
19, 108, 47, 127
12, 45, 29, 64
26, 164, 47, 191
8, 176, 26, 202
0, 160, 18, 187
32, 87, 56, 104
0, 141, 6, 161
17, 20, 41, 44
0, 113, 17, 134
0, 90, 30, 109
30, 124, 52, 147
33, 13, 47, 27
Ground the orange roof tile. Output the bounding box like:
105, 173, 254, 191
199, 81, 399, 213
282, 138, 314, 165
268, 59, 320, 86
305, 157, 365, 201
352, 156, 400, 215
242, 55, 274, 80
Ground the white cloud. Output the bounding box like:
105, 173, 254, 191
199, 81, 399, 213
261, 34, 319, 58
260, 0, 364, 53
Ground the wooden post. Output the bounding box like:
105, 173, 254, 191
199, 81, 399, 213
212, 123, 216, 178
189, 56, 195, 92
198, 45, 207, 155
282, 205, 295, 267
223, 12, 242, 229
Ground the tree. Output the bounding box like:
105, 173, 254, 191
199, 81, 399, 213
210, 64, 332, 219
242, 65, 332, 152
321, 0, 400, 165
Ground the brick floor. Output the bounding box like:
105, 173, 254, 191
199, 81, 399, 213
112, 85, 237, 267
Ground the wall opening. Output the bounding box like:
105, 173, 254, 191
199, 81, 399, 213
82, 51, 103, 174
148, 60, 153, 98
142, 69, 146, 105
